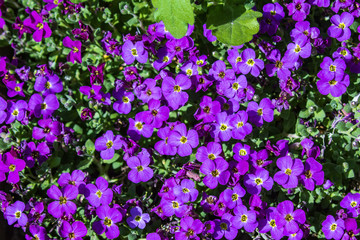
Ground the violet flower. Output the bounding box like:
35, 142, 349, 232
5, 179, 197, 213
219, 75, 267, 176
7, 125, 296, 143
247, 98, 274, 127
173, 179, 198, 203
321, 215, 345, 240
162, 74, 191, 110
32, 119, 62, 142
93, 205, 122, 239
287, 0, 311, 22
274, 156, 304, 189
95, 130, 122, 160
47, 185, 78, 218
127, 154, 153, 183
232, 205, 258, 232
59, 221, 87, 240
277, 200, 306, 234
84, 176, 113, 207
238, 49, 264, 77
244, 168, 274, 195
34, 74, 63, 96
0, 152, 26, 184
175, 216, 204, 239
4, 201, 28, 226
28, 93, 60, 118
328, 12, 354, 42
126, 206, 150, 229
122, 40, 148, 65
196, 142, 223, 163
300, 157, 324, 191
23, 11, 52, 42
168, 123, 199, 157
63, 36, 82, 64
5, 100, 27, 124
200, 159, 230, 189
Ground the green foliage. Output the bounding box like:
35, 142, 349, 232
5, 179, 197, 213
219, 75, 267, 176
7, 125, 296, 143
152, 0, 194, 39
206, 5, 262, 45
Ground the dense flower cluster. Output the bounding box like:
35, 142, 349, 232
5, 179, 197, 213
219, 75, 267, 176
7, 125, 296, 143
0, 0, 359, 239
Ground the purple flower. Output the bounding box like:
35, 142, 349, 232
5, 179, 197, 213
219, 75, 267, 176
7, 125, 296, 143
211, 112, 233, 142
244, 168, 274, 195
113, 89, 134, 115
34, 74, 63, 96
266, 49, 294, 80
223, 184, 246, 209
222, 75, 248, 101
162, 74, 191, 110
58, 170, 85, 188
175, 216, 204, 239
287, 0, 311, 21
5, 100, 28, 124
259, 207, 284, 240
29, 93, 60, 118
4, 201, 28, 226
340, 193, 360, 218
13, 17, 32, 39
15, 66, 31, 81
321, 215, 345, 240
274, 156, 304, 189
59, 221, 87, 240
84, 177, 113, 207
213, 213, 238, 240
23, 11, 52, 42
290, 21, 319, 40
80, 85, 102, 100
317, 73, 350, 97
343, 218, 360, 240
128, 111, 154, 141
232, 205, 258, 232
154, 127, 177, 156
300, 157, 324, 191
153, 47, 175, 71
0, 97, 7, 124
63, 36, 82, 63
209, 60, 235, 81
44, 0, 63, 11
6, 81, 25, 98
317, 57, 346, 81
247, 98, 274, 127
328, 12, 354, 42
312, 0, 330, 7
200, 159, 230, 189
233, 143, 251, 161
203, 24, 217, 42
95, 130, 122, 160
126, 206, 150, 229
25, 225, 47, 240
47, 185, 78, 218
161, 198, 188, 218
137, 78, 162, 103
173, 179, 198, 203
168, 123, 199, 157
122, 40, 148, 65
332, 0, 354, 13
194, 96, 221, 123
143, 99, 169, 128
32, 119, 61, 142
24, 141, 50, 167
93, 205, 122, 239
285, 35, 312, 61
277, 200, 306, 234
127, 154, 153, 183
238, 49, 264, 77
196, 142, 223, 163
0, 152, 26, 184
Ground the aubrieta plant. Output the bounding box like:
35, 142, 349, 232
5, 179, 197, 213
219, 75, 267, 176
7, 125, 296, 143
0, 0, 360, 239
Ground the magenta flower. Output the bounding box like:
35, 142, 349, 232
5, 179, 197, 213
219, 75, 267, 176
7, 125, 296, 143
0, 96, 7, 124
23, 11, 52, 42
244, 168, 274, 195
143, 99, 169, 128
287, 0, 311, 21
343, 218, 360, 240
300, 157, 324, 191
95, 130, 122, 160
84, 177, 113, 207
285, 35, 311, 61
127, 154, 153, 183
290, 21, 320, 40
93, 205, 122, 239
232, 205, 258, 232
277, 200, 306, 234
5, 100, 27, 124
28, 93, 60, 118
126, 207, 150, 229
317, 73, 350, 97
161, 198, 188, 218
230, 111, 252, 140
200, 159, 230, 189
238, 49, 264, 77
88, 62, 105, 84
247, 98, 274, 127
58, 170, 85, 188
203, 24, 217, 42
59, 221, 87, 240
32, 119, 61, 143
233, 143, 251, 161
321, 215, 345, 240
24, 141, 50, 167
137, 78, 162, 103
113, 89, 134, 115
122, 40, 148, 65
162, 74, 191, 110
194, 96, 221, 123
175, 216, 204, 239
154, 127, 177, 156
266, 49, 294, 80
196, 142, 223, 163
44, 0, 63, 11
63, 36, 82, 64
168, 123, 199, 157
258, 207, 284, 240
6, 81, 25, 98
209, 60, 235, 81
25, 225, 47, 240
4, 201, 28, 226
274, 156, 304, 189
47, 185, 78, 218
328, 12, 354, 42
0, 152, 26, 184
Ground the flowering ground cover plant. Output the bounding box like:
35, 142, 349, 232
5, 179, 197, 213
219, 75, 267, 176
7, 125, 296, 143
0, 0, 360, 239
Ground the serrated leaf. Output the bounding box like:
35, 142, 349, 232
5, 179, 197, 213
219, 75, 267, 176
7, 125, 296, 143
153, 0, 194, 39
207, 5, 262, 45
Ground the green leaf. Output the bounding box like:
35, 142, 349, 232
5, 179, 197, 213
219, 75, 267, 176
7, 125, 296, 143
153, 0, 194, 39
70, 0, 87, 3
299, 109, 311, 118
207, 5, 262, 45
314, 109, 326, 121
85, 139, 95, 154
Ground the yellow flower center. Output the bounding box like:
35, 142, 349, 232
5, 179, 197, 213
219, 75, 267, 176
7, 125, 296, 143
104, 217, 112, 226
211, 169, 220, 177
73, 47, 79, 53
294, 45, 301, 53
12, 110, 19, 116
45, 81, 51, 89
340, 50, 347, 56
182, 188, 190, 193
329, 79, 337, 86
208, 153, 216, 160
270, 219, 276, 227
96, 190, 102, 198
239, 149, 247, 156
232, 82, 239, 90
59, 196, 67, 205
247, 59, 255, 66
137, 166, 144, 172
180, 136, 187, 144
173, 85, 181, 92
255, 178, 263, 185
162, 56, 169, 62
218, 71, 225, 78
231, 193, 238, 201
135, 122, 143, 130
9, 164, 16, 172
220, 223, 228, 230
122, 96, 129, 103
131, 48, 138, 56
15, 86, 21, 92
172, 201, 179, 209
15, 211, 21, 218
237, 121, 244, 128
68, 233, 75, 239
236, 57, 242, 63
41, 103, 47, 110
186, 69, 193, 76
220, 124, 228, 131
330, 223, 337, 231
329, 65, 336, 72
106, 140, 113, 149
135, 215, 142, 221
305, 170, 312, 178
350, 201, 357, 208
37, 23, 44, 30
285, 168, 292, 175
257, 108, 263, 116
338, 23, 346, 29
241, 214, 248, 222
285, 214, 293, 222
